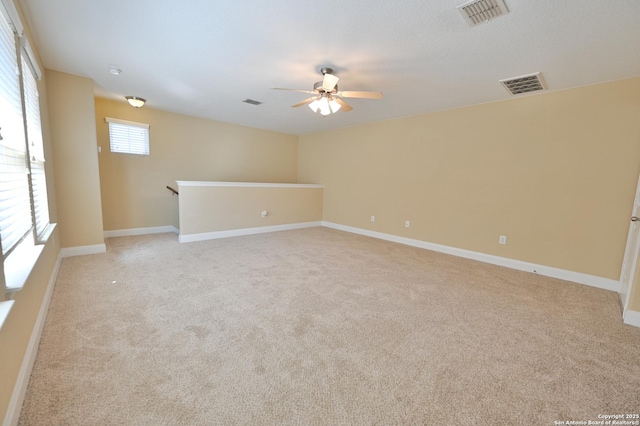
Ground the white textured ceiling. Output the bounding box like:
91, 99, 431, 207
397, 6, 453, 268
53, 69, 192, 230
20, 0, 640, 135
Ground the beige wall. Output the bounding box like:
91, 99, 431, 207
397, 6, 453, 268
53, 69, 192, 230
0, 229, 59, 422
94, 98, 299, 231
178, 184, 323, 236
629, 259, 640, 312
299, 78, 640, 286
46, 70, 104, 248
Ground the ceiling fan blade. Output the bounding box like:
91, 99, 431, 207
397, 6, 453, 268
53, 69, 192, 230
272, 88, 316, 94
322, 73, 340, 92
291, 97, 317, 108
336, 91, 383, 99
333, 97, 353, 111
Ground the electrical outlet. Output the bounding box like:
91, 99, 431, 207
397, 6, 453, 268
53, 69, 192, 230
371, 216, 375, 222
499, 235, 507, 245
405, 220, 410, 228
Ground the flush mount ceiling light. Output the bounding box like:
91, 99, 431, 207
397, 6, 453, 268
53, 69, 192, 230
108, 66, 122, 75
125, 96, 146, 108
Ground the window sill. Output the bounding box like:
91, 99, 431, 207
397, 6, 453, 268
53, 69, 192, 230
4, 223, 56, 298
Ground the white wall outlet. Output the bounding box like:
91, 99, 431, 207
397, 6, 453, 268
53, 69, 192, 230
499, 235, 507, 245
405, 220, 410, 228
371, 216, 375, 222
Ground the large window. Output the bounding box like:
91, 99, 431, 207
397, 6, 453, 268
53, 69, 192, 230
0, 2, 29, 259
0, 0, 51, 298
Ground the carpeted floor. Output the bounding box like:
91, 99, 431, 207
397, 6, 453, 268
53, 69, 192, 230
18, 227, 640, 425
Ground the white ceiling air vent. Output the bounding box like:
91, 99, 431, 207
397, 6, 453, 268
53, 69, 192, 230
457, 0, 509, 26
499, 72, 546, 95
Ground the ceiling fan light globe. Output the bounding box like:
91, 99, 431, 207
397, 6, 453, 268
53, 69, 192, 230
319, 97, 331, 115
329, 99, 341, 113
308, 99, 320, 113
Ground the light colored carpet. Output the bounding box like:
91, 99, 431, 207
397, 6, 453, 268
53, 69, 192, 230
19, 227, 640, 425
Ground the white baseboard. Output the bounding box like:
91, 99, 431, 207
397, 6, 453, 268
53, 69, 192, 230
59, 244, 106, 258
179, 221, 322, 243
623, 309, 640, 328
322, 222, 621, 293
4, 254, 62, 426
104, 225, 179, 238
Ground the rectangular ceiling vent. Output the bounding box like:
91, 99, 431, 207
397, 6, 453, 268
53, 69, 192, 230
499, 72, 546, 95
242, 99, 263, 105
457, 0, 509, 26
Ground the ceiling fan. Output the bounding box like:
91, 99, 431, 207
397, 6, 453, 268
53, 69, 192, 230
272, 67, 383, 116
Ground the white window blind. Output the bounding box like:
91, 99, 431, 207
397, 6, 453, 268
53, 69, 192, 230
105, 117, 150, 155
0, 7, 22, 152
0, 10, 31, 257
22, 55, 48, 238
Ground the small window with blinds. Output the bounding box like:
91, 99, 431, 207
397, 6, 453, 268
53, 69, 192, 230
105, 117, 150, 155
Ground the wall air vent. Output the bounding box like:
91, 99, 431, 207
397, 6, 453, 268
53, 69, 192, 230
242, 99, 263, 105
457, 0, 508, 26
499, 72, 546, 95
